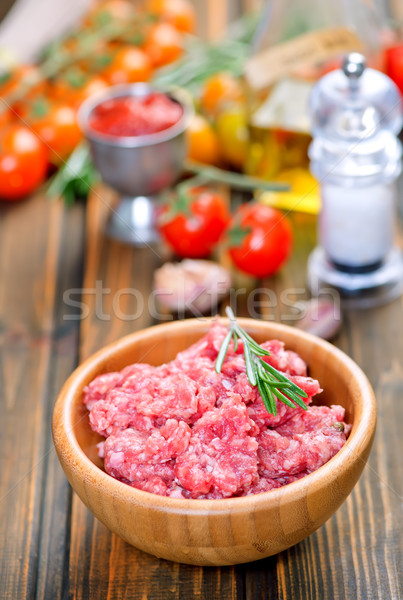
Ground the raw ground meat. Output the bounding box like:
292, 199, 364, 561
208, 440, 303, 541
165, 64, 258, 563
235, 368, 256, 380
83, 322, 350, 499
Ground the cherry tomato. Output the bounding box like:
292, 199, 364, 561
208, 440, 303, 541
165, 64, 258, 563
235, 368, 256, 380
0, 65, 45, 100
85, 0, 135, 27
187, 114, 221, 166
384, 45, 403, 94
51, 69, 109, 108
104, 46, 152, 85
144, 22, 183, 67
159, 187, 230, 258
227, 203, 293, 278
0, 124, 47, 201
62, 38, 110, 73
147, 0, 196, 33
25, 100, 82, 165
0, 65, 48, 116
199, 72, 244, 116
0, 108, 12, 129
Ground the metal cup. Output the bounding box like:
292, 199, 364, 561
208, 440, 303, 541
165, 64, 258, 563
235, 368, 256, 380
78, 83, 193, 245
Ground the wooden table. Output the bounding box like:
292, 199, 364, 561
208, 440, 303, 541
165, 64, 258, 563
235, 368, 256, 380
0, 183, 402, 600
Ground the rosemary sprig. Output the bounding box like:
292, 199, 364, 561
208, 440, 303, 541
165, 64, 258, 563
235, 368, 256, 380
215, 307, 308, 416
185, 161, 290, 192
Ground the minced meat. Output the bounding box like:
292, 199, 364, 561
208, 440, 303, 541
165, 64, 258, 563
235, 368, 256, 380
83, 322, 350, 499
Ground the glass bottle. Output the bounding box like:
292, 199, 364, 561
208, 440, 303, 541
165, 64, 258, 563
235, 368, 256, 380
244, 0, 383, 181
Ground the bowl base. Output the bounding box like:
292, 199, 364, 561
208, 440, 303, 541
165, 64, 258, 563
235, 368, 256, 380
106, 195, 160, 246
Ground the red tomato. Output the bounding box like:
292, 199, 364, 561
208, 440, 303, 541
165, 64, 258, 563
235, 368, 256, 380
104, 46, 152, 85
26, 100, 82, 165
0, 64, 45, 100
0, 108, 12, 129
85, 0, 135, 27
159, 187, 230, 258
51, 69, 109, 108
0, 64, 49, 116
147, 0, 196, 33
144, 23, 183, 68
0, 124, 47, 201
384, 45, 403, 94
227, 203, 293, 277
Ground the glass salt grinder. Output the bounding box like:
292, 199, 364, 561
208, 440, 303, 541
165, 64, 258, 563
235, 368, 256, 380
308, 53, 403, 308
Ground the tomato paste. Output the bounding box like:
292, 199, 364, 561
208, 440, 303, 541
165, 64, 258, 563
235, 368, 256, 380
83, 323, 350, 499
89, 92, 183, 137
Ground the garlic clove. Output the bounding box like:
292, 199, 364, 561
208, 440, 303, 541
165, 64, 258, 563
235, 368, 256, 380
294, 297, 342, 340
153, 259, 232, 314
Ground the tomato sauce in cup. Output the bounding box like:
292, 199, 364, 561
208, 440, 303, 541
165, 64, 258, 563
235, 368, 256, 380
88, 92, 184, 137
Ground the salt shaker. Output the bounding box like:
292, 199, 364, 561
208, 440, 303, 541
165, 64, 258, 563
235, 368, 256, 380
308, 53, 403, 307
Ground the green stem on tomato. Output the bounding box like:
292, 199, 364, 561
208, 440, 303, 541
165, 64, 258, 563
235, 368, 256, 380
175, 174, 209, 195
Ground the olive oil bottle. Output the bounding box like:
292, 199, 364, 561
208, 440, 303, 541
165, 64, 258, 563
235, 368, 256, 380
244, 0, 382, 180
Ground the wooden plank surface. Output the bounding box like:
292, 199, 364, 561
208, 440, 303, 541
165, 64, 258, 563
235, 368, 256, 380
0, 195, 85, 599
0, 185, 402, 599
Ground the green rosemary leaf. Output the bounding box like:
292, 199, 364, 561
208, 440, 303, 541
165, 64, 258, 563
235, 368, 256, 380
259, 361, 308, 398
280, 389, 309, 410
216, 308, 310, 416
225, 305, 236, 322
249, 341, 271, 357
267, 380, 308, 410
215, 329, 233, 374
264, 381, 278, 416
272, 388, 297, 409
233, 325, 271, 356
257, 379, 276, 416
243, 341, 257, 386
265, 381, 294, 389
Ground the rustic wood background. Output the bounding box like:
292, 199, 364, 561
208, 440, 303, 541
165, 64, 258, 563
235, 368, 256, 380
0, 1, 402, 599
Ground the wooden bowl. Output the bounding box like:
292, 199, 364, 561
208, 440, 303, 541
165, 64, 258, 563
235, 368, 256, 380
52, 319, 376, 566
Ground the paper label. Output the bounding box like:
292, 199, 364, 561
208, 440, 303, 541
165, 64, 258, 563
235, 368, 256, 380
245, 27, 364, 91
251, 78, 312, 131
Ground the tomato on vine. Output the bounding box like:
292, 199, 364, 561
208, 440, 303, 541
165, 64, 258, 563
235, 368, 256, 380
104, 46, 152, 85
24, 99, 82, 165
147, 0, 196, 33
159, 186, 230, 258
0, 65, 45, 102
85, 0, 135, 27
144, 22, 183, 67
226, 203, 293, 277
51, 69, 109, 108
0, 124, 48, 201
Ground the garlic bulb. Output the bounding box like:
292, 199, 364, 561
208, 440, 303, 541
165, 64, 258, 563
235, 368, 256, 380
153, 260, 231, 314
294, 298, 342, 340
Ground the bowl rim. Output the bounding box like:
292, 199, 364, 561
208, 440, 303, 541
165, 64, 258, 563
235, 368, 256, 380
53, 318, 377, 514
77, 82, 194, 148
